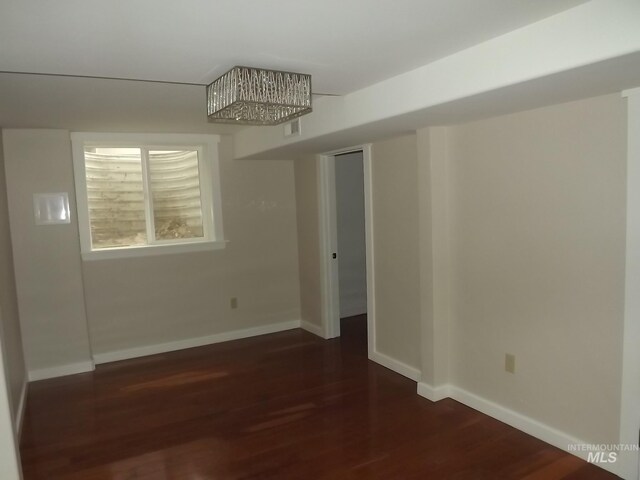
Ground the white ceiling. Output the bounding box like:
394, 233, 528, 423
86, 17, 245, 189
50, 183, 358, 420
0, 0, 587, 95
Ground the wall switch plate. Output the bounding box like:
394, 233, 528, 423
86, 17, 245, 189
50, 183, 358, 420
505, 353, 516, 374
33, 192, 71, 225
230, 297, 238, 309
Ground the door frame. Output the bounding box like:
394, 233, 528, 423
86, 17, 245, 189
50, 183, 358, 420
620, 88, 640, 480
317, 144, 375, 357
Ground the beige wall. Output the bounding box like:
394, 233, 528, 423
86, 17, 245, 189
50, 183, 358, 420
0, 133, 26, 420
371, 135, 421, 369
1, 130, 301, 369
447, 94, 627, 443
368, 93, 626, 447
2, 129, 301, 373
3, 129, 93, 376
293, 156, 323, 330
83, 137, 301, 355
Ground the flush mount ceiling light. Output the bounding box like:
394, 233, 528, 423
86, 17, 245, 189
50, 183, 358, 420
206, 66, 312, 126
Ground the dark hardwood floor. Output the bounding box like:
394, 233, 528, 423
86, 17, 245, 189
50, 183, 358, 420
20, 316, 617, 479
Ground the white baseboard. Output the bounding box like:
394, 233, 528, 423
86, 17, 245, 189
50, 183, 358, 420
28, 360, 95, 382
93, 320, 302, 365
369, 350, 421, 381
15, 380, 27, 438
417, 381, 451, 402
300, 320, 324, 338
416, 382, 621, 477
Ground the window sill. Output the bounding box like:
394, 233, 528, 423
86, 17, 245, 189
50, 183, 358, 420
81, 240, 227, 261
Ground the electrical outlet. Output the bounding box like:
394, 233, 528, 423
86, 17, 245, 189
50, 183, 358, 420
230, 297, 238, 309
505, 353, 516, 374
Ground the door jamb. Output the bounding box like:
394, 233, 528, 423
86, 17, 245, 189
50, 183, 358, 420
317, 144, 375, 357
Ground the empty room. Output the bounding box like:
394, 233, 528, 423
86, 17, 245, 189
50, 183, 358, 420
0, 1, 639, 479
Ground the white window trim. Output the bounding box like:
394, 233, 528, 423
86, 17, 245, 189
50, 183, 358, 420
71, 132, 226, 261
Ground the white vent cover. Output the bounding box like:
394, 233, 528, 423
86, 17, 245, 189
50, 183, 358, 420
284, 118, 301, 137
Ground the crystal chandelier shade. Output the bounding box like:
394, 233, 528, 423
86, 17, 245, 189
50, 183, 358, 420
207, 66, 312, 125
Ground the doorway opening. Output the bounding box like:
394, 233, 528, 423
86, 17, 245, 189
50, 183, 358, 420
317, 145, 375, 359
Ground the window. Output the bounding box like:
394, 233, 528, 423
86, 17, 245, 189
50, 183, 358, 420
71, 133, 224, 260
